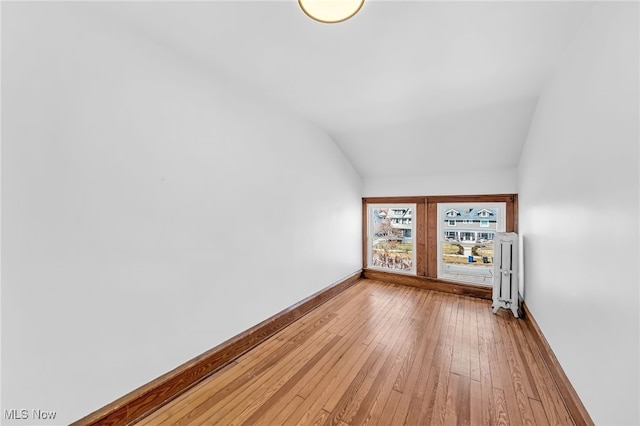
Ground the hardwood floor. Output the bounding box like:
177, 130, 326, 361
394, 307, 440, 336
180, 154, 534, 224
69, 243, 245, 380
135, 280, 574, 425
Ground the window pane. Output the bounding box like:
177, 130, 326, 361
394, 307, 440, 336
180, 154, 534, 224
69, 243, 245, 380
437, 203, 505, 285
369, 205, 415, 273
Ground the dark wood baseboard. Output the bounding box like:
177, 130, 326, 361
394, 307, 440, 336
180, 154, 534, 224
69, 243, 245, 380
71, 270, 363, 426
521, 302, 594, 426
363, 269, 492, 300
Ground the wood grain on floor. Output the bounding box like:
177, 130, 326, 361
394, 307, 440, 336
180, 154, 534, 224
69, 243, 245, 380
135, 280, 573, 425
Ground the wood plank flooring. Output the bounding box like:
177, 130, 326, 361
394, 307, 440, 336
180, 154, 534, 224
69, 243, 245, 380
135, 280, 574, 425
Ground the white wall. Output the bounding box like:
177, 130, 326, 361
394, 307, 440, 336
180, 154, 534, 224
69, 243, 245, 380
1, 3, 362, 424
363, 168, 517, 197
517, 3, 639, 425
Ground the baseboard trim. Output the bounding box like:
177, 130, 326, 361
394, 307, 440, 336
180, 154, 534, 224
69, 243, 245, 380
521, 302, 594, 426
71, 270, 363, 426
363, 269, 492, 300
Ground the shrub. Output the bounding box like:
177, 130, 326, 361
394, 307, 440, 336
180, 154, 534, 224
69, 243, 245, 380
443, 243, 464, 255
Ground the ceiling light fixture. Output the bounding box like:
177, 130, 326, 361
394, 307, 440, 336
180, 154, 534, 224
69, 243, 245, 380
298, 0, 365, 24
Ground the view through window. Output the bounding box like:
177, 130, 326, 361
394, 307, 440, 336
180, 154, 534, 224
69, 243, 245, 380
368, 204, 416, 274
437, 203, 506, 285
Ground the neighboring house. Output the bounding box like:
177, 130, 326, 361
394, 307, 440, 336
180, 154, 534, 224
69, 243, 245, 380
443, 208, 497, 243
373, 208, 413, 241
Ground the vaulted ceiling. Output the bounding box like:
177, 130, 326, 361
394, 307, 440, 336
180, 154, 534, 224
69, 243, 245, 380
89, 1, 594, 179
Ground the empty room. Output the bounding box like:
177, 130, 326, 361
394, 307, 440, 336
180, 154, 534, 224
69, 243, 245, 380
1, 1, 638, 425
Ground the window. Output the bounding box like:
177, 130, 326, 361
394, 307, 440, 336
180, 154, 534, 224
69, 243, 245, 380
437, 202, 505, 285
477, 232, 494, 241
363, 194, 516, 286
460, 231, 476, 241
367, 204, 416, 274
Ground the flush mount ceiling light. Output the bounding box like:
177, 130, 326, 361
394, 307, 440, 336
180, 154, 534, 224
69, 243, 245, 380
298, 0, 365, 24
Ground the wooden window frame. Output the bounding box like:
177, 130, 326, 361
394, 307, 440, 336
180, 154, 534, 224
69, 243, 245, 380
362, 194, 518, 280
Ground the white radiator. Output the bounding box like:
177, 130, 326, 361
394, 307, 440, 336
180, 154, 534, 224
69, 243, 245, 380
492, 232, 520, 318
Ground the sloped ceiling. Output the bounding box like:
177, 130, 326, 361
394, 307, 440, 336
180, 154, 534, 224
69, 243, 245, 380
86, 1, 594, 178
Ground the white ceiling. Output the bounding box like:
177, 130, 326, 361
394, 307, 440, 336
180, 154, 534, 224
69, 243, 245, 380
88, 1, 595, 178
